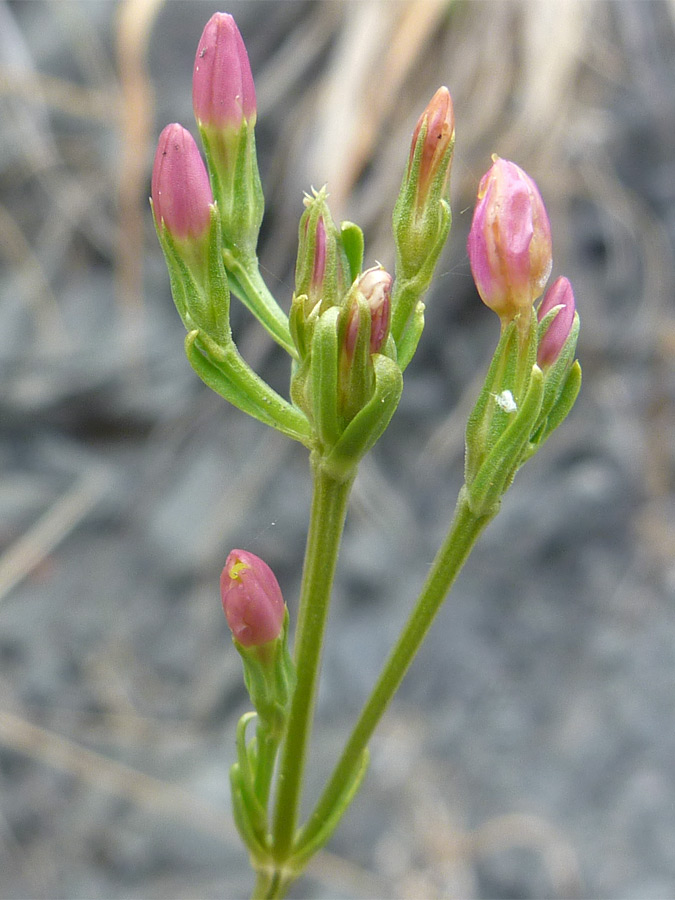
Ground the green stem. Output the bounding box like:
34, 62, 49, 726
271, 460, 354, 861
224, 250, 297, 359
296, 487, 494, 852
254, 726, 279, 811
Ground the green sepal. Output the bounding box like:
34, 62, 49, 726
310, 306, 341, 449
199, 117, 264, 260
234, 610, 296, 738
466, 364, 544, 516
390, 199, 451, 344
340, 221, 364, 282
294, 187, 350, 316
396, 300, 425, 372
527, 359, 582, 455
337, 294, 373, 424
291, 749, 369, 868
153, 203, 230, 345
536, 310, 580, 426
322, 353, 403, 481
185, 330, 314, 447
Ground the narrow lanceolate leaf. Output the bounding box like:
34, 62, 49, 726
291, 749, 369, 867
185, 331, 313, 446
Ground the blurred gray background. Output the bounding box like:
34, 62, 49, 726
1, 1, 674, 897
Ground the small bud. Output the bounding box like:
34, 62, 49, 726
291, 187, 351, 360
193, 13, 256, 130
408, 86, 455, 212
192, 13, 263, 258
537, 276, 576, 368
467, 156, 552, 323
295, 188, 349, 310
221, 550, 285, 647
391, 87, 454, 341
357, 266, 392, 354
338, 266, 393, 422
151, 123, 213, 243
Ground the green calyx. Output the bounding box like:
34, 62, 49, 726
290, 188, 352, 362
198, 118, 264, 260
464, 308, 582, 515
235, 609, 296, 738
154, 203, 231, 345
392, 116, 454, 280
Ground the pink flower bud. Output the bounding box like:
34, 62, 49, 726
151, 123, 213, 241
358, 266, 392, 354
220, 550, 285, 648
467, 156, 552, 321
193, 13, 256, 130
408, 86, 455, 209
537, 276, 576, 368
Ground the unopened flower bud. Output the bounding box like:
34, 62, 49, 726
221, 550, 285, 647
537, 276, 576, 368
408, 86, 455, 213
291, 187, 351, 360
467, 156, 552, 323
192, 13, 263, 257
193, 12, 256, 130
151, 123, 213, 244
338, 266, 393, 422
357, 266, 392, 354
391, 87, 454, 341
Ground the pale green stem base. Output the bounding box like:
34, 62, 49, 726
270, 461, 354, 863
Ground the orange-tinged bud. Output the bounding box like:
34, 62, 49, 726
408, 86, 455, 210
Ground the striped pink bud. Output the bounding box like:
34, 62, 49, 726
151, 123, 213, 241
537, 276, 576, 368
193, 13, 256, 129
467, 156, 552, 322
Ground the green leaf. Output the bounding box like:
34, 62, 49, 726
185, 331, 314, 446
291, 749, 369, 868
230, 763, 269, 862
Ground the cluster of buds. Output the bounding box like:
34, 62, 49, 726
466, 154, 578, 368
463, 156, 581, 515
288, 188, 401, 475
151, 11, 263, 341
